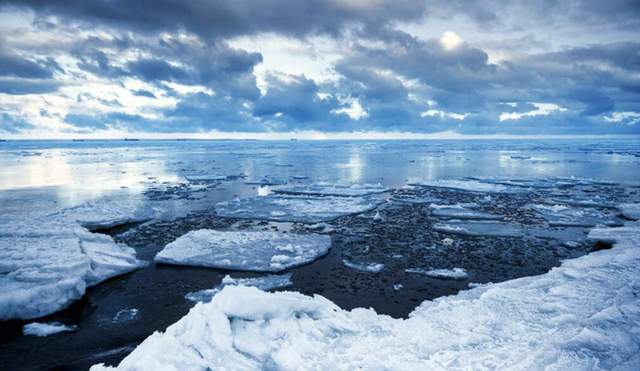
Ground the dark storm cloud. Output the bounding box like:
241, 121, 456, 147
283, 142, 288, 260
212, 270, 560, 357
2, 0, 427, 38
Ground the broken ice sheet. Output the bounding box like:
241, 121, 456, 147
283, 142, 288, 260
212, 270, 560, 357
411, 179, 524, 193
405, 267, 468, 280
155, 229, 331, 272
529, 204, 621, 227
23, 322, 77, 337
429, 203, 503, 220
433, 220, 525, 237
342, 259, 385, 273
274, 182, 390, 197
185, 273, 293, 303
215, 195, 383, 223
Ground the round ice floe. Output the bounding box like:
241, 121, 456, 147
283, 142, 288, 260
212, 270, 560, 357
155, 230, 331, 272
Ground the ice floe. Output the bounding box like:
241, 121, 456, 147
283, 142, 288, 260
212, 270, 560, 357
274, 183, 390, 197
0, 228, 145, 320
48, 197, 157, 230
405, 267, 468, 280
342, 259, 385, 273
155, 230, 331, 272
390, 194, 440, 204
529, 204, 621, 227
93, 222, 640, 370
216, 195, 382, 223
113, 308, 140, 324
185, 273, 293, 303
433, 220, 524, 237
429, 203, 502, 220
411, 179, 522, 193
23, 322, 77, 337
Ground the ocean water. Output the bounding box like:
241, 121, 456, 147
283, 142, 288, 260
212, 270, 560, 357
1, 139, 639, 370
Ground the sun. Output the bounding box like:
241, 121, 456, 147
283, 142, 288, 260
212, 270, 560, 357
440, 31, 462, 50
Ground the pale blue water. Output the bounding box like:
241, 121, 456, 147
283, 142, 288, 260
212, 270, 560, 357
1, 139, 638, 216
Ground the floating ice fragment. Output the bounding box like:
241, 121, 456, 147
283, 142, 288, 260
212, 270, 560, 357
529, 204, 621, 227
274, 182, 390, 197
429, 203, 502, 220
245, 178, 287, 186
113, 308, 139, 323
391, 194, 441, 204
342, 259, 384, 273
405, 267, 468, 280
216, 195, 382, 223
155, 230, 331, 272
185, 273, 293, 303
433, 220, 524, 237
618, 203, 640, 220
23, 322, 77, 337
411, 179, 522, 193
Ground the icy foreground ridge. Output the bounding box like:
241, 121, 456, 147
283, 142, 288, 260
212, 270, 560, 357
274, 183, 390, 197
186, 273, 293, 303
23, 321, 77, 337
155, 230, 331, 272
216, 195, 382, 223
0, 196, 149, 320
93, 223, 640, 370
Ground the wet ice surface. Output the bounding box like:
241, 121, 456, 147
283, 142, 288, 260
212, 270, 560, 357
185, 273, 293, 303
155, 230, 331, 272
529, 204, 622, 227
1, 139, 640, 370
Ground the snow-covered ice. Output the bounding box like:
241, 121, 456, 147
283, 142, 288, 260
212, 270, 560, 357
405, 267, 468, 280
185, 273, 293, 303
411, 179, 522, 193
155, 230, 331, 272
92, 222, 640, 370
529, 204, 621, 227
0, 225, 144, 320
429, 203, 502, 220
433, 220, 524, 237
215, 195, 382, 223
274, 182, 390, 197
23, 322, 77, 337
342, 259, 385, 273
48, 196, 157, 230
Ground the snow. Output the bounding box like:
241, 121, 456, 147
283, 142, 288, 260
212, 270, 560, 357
411, 179, 522, 193
216, 195, 383, 223
185, 273, 293, 303
405, 267, 468, 280
93, 223, 640, 370
274, 182, 390, 197
23, 322, 77, 337
618, 203, 640, 220
529, 204, 621, 227
342, 259, 385, 273
429, 203, 502, 220
155, 230, 331, 272
432, 220, 525, 237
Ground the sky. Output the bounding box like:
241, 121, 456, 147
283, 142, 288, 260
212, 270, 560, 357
0, 0, 639, 139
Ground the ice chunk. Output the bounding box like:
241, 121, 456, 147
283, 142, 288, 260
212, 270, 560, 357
429, 203, 502, 220
155, 230, 331, 272
216, 195, 382, 223
469, 176, 557, 189
185, 273, 293, 303
342, 259, 384, 273
433, 220, 524, 237
618, 203, 640, 220
405, 267, 468, 280
274, 182, 390, 197
23, 322, 77, 337
184, 174, 229, 182
93, 223, 640, 370
391, 194, 440, 204
0, 230, 145, 320
411, 179, 522, 193
245, 177, 287, 186
529, 204, 621, 227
